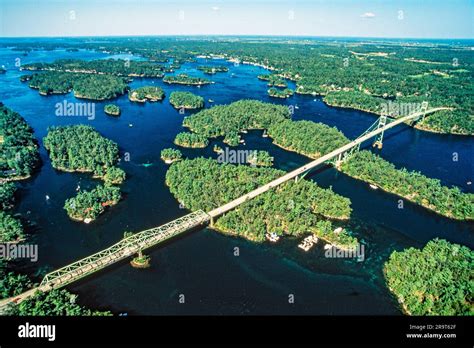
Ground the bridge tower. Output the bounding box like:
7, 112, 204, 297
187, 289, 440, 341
372, 115, 387, 149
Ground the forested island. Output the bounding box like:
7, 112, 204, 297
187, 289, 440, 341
166, 158, 356, 247
0, 104, 40, 181
197, 65, 229, 74
21, 71, 129, 100
22, 59, 166, 78
258, 74, 288, 87
169, 91, 204, 109
174, 132, 209, 148
268, 87, 294, 98
64, 184, 121, 222
384, 239, 473, 315
161, 148, 183, 163
129, 86, 164, 102
163, 74, 212, 86
104, 104, 121, 116
246, 150, 274, 167
340, 151, 474, 221
43, 125, 122, 180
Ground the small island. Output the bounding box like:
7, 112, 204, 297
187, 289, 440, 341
213, 145, 223, 153
169, 91, 204, 109
130, 250, 151, 269
384, 239, 473, 315
43, 125, 122, 181
197, 65, 229, 74
104, 104, 121, 116
268, 87, 294, 98
160, 148, 183, 164
21, 71, 129, 100
258, 74, 288, 87
174, 132, 209, 148
64, 184, 121, 223
163, 74, 212, 86
247, 150, 274, 167
129, 86, 165, 102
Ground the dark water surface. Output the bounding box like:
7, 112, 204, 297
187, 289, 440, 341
0, 47, 472, 315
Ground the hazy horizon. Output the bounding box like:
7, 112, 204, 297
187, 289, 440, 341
1, 0, 472, 39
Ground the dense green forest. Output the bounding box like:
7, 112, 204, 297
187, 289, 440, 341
169, 91, 204, 109
22, 58, 166, 77
166, 158, 355, 247
246, 150, 273, 167
197, 65, 229, 74
174, 132, 209, 148
0, 104, 39, 180
258, 74, 288, 87
104, 104, 121, 116
22, 71, 129, 100
163, 73, 212, 86
5, 289, 112, 316
43, 125, 120, 178
64, 184, 121, 221
129, 86, 165, 102
268, 119, 349, 158
268, 87, 294, 98
0, 210, 24, 242
384, 239, 473, 315
161, 148, 183, 163
182, 100, 348, 157
0, 182, 16, 210
340, 151, 473, 220
0, 181, 25, 243
183, 99, 290, 138
103, 166, 126, 185
0, 260, 32, 299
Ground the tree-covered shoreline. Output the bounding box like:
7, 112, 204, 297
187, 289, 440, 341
129, 86, 164, 102
340, 151, 473, 221
163, 73, 212, 86
384, 239, 473, 315
169, 91, 204, 109
0, 104, 40, 181
21, 71, 129, 100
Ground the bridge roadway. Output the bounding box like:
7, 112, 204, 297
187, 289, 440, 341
208, 107, 448, 218
0, 107, 448, 311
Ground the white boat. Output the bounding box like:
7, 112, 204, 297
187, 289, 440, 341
45, 195, 50, 201
295, 105, 299, 109
369, 184, 378, 190
129, 123, 133, 127
84, 218, 92, 224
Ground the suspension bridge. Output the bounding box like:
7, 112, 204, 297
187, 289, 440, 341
0, 106, 449, 311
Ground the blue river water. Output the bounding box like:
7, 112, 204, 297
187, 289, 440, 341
0, 46, 472, 315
